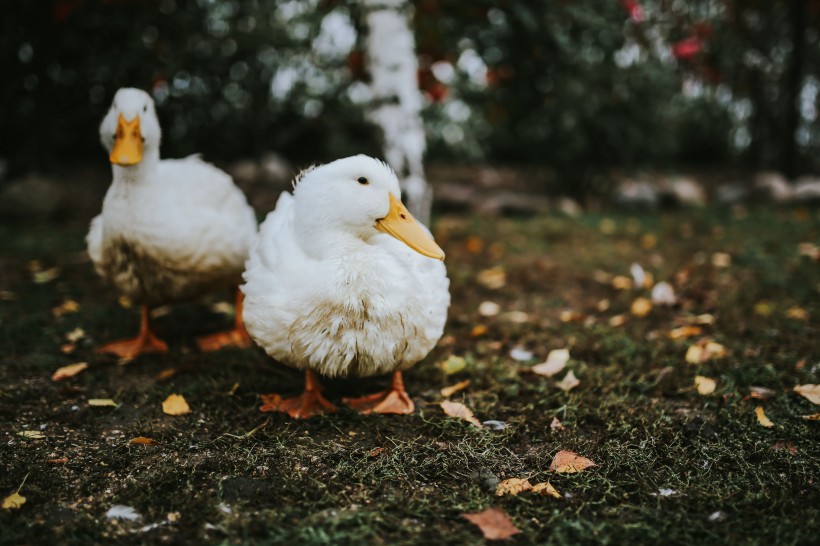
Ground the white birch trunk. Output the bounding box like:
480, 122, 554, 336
362, 0, 432, 224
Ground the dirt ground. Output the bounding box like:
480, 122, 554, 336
1, 206, 819, 545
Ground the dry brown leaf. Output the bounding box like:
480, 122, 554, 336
556, 370, 580, 392
694, 376, 716, 395
711, 252, 731, 267
550, 417, 565, 432
155, 368, 177, 381
65, 327, 86, 342
470, 324, 488, 337
530, 349, 570, 377
465, 235, 484, 254
440, 400, 483, 428
785, 306, 808, 320
477, 267, 506, 289
794, 384, 820, 405
668, 326, 703, 340
549, 450, 596, 473
560, 310, 584, 322
129, 437, 158, 445
52, 362, 88, 382
801, 414, 820, 421
368, 447, 386, 457
609, 314, 627, 327
162, 394, 190, 416
749, 386, 776, 401
462, 508, 521, 541
532, 482, 561, 498
495, 478, 533, 497
47, 457, 68, 464
755, 406, 774, 428
17, 431, 45, 439
88, 398, 118, 407
685, 340, 727, 364
630, 297, 653, 317
440, 380, 471, 398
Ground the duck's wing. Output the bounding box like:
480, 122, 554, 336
86, 214, 105, 277
242, 192, 302, 292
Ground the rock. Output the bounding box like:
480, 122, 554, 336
754, 171, 793, 202
0, 174, 65, 220
793, 176, 820, 202
614, 178, 658, 208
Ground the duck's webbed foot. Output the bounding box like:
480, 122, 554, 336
259, 370, 337, 419
196, 289, 252, 352
97, 305, 168, 360
343, 371, 415, 415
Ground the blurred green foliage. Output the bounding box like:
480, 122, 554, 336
1, 0, 818, 189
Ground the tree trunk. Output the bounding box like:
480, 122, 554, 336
782, 0, 807, 178
361, 0, 432, 224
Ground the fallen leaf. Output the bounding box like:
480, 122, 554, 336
440, 380, 470, 398
609, 314, 627, 327
47, 457, 68, 464
129, 437, 158, 445
559, 310, 584, 322
440, 400, 483, 428
532, 482, 561, 498
2, 492, 26, 511
462, 508, 521, 541
155, 368, 177, 381
641, 233, 657, 249
501, 310, 529, 323
477, 267, 506, 289
755, 406, 774, 428
550, 417, 565, 432
630, 297, 653, 317
630, 263, 646, 287
106, 505, 141, 521
611, 275, 632, 290
801, 414, 820, 421
17, 431, 45, 439
797, 242, 819, 260
651, 281, 676, 305
0, 290, 16, 301
210, 301, 235, 316
599, 218, 616, 234
685, 340, 727, 364
669, 326, 703, 340
785, 306, 808, 320
495, 478, 532, 497
753, 301, 774, 316
118, 295, 133, 308
478, 301, 500, 317
549, 450, 596, 473
694, 376, 716, 395
162, 394, 190, 416
65, 327, 86, 342
439, 355, 467, 375
52, 299, 80, 318
530, 349, 570, 377
2, 474, 28, 510
749, 386, 776, 401
509, 347, 533, 361
52, 362, 88, 381
167, 511, 181, 523
771, 441, 797, 454
32, 267, 60, 284
711, 252, 731, 268
88, 398, 118, 407
368, 447, 386, 457
597, 298, 610, 312
470, 324, 488, 337
794, 384, 820, 405
465, 235, 484, 254
556, 370, 580, 392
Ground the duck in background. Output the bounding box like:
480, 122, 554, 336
242, 155, 449, 418
87, 88, 257, 359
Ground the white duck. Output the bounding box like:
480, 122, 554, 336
242, 155, 449, 418
87, 88, 257, 358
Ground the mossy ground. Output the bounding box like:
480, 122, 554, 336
1, 206, 819, 545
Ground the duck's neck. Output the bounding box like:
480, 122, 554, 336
294, 218, 377, 262
111, 148, 160, 185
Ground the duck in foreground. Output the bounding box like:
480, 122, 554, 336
242, 155, 450, 418
87, 88, 257, 358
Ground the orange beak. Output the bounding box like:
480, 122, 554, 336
109, 114, 143, 166
376, 193, 445, 261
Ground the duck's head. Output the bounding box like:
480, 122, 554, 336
294, 155, 445, 261
99, 88, 161, 167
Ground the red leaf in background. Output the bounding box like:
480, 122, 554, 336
619, 0, 646, 22
672, 37, 702, 60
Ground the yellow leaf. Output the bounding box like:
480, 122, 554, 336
462, 508, 521, 541
694, 376, 716, 395
611, 276, 632, 290
549, 450, 596, 473
794, 384, 820, 405
470, 324, 488, 337
65, 327, 86, 343
52, 362, 88, 381
685, 340, 727, 364
532, 482, 561, 498
88, 398, 118, 407
785, 306, 808, 320
52, 299, 80, 318
609, 314, 627, 327
754, 301, 774, 316
17, 431, 45, 439
118, 296, 133, 308
162, 394, 191, 416
801, 414, 820, 421
668, 326, 702, 340
440, 380, 470, 398
530, 349, 570, 377
556, 370, 580, 392
630, 297, 653, 317
439, 355, 467, 375
477, 267, 506, 289
32, 267, 60, 284
755, 406, 774, 428
129, 437, 158, 445
440, 400, 483, 428
495, 478, 533, 497
711, 252, 731, 268
2, 492, 25, 510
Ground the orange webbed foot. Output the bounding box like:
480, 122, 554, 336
259, 370, 337, 419
343, 371, 415, 415
196, 328, 252, 352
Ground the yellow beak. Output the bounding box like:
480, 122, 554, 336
376, 194, 445, 261
109, 114, 143, 166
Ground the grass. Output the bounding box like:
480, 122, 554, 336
1, 205, 819, 545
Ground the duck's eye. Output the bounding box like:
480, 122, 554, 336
357, 177, 369, 185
